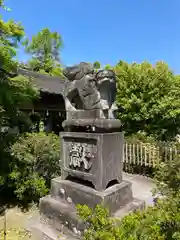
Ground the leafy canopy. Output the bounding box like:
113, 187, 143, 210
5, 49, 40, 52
115, 61, 180, 141
0, 1, 24, 72
24, 28, 65, 77
0, 0, 38, 191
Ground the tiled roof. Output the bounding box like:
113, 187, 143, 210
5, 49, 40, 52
18, 68, 66, 95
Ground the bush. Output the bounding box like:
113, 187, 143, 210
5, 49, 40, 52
125, 131, 156, 144
77, 204, 167, 240
77, 204, 121, 240
78, 198, 180, 240
9, 132, 60, 203
77, 156, 180, 240
154, 155, 180, 197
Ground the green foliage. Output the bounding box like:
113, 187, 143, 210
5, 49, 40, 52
125, 131, 156, 144
25, 28, 62, 61
0, 227, 31, 240
0, 75, 38, 189
154, 156, 180, 197
78, 202, 180, 240
117, 204, 167, 240
38, 64, 65, 78
78, 156, 180, 240
24, 28, 65, 77
115, 61, 180, 141
9, 132, 61, 202
0, 0, 37, 133
104, 64, 113, 70
77, 204, 121, 240
0, 1, 39, 198
0, 1, 24, 72
93, 61, 101, 69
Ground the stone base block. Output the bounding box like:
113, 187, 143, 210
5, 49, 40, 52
38, 195, 144, 239
50, 178, 133, 214
28, 215, 80, 240
40, 195, 85, 234
38, 180, 145, 238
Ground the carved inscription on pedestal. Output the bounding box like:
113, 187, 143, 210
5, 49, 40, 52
66, 141, 97, 171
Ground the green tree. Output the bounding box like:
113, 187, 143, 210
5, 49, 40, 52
24, 28, 64, 77
114, 61, 180, 141
104, 64, 113, 70
0, 2, 24, 72
93, 61, 101, 69
0, 1, 38, 195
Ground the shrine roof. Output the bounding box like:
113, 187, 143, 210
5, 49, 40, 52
18, 68, 66, 95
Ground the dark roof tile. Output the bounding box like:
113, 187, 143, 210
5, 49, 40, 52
18, 68, 66, 95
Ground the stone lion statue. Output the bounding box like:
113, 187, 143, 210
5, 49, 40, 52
63, 62, 118, 119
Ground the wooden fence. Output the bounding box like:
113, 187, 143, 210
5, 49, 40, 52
123, 141, 180, 174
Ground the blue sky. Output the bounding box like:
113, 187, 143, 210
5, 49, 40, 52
2, 0, 180, 72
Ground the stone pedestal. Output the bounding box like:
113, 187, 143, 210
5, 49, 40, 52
38, 179, 144, 238
32, 130, 144, 239
61, 132, 123, 191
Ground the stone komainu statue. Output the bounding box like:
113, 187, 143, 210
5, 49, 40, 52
63, 62, 118, 119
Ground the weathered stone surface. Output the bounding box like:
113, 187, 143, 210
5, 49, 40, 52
62, 118, 122, 133
63, 62, 100, 112
66, 109, 103, 120
60, 132, 124, 191
63, 62, 118, 119
39, 185, 144, 237
96, 69, 118, 119
28, 213, 81, 240
30, 173, 149, 239
50, 179, 133, 214
40, 195, 85, 234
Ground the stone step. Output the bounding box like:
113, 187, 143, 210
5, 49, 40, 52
39, 195, 85, 234
113, 198, 145, 219
30, 221, 79, 240
39, 194, 145, 238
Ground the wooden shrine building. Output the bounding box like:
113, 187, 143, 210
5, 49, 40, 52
18, 68, 67, 134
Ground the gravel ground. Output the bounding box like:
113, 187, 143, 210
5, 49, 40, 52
123, 172, 156, 206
